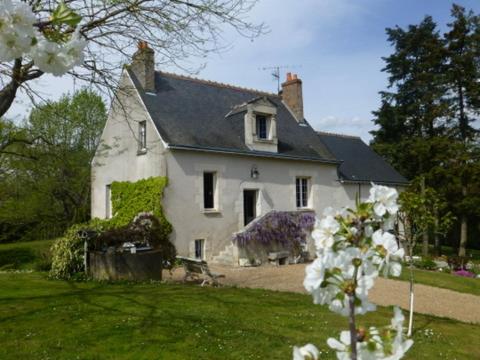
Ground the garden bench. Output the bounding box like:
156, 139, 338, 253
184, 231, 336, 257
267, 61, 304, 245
176, 256, 225, 286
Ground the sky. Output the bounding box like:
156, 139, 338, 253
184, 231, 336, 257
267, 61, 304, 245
7, 0, 480, 142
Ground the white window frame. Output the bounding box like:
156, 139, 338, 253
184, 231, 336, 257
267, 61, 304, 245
138, 120, 147, 153
203, 171, 217, 210
194, 239, 205, 260
296, 177, 310, 209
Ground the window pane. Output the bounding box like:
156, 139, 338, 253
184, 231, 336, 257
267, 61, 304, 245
256, 115, 267, 139
195, 239, 204, 259
296, 178, 301, 208
302, 178, 308, 207
139, 121, 146, 150
203, 172, 215, 209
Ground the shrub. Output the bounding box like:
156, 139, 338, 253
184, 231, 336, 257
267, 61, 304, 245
414, 257, 437, 271
50, 177, 172, 279
50, 222, 107, 279
233, 211, 315, 255
447, 255, 470, 271
453, 269, 476, 278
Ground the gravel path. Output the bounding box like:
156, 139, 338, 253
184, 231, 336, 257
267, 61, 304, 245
166, 263, 480, 324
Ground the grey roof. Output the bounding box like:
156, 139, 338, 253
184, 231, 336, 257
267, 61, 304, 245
316, 132, 408, 185
127, 69, 338, 163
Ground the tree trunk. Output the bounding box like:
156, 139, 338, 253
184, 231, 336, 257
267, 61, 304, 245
420, 177, 429, 256
433, 206, 441, 256
458, 185, 468, 257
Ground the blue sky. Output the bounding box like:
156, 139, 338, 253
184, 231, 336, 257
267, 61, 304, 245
8, 0, 480, 142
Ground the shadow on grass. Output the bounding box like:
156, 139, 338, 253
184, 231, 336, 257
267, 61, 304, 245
0, 248, 36, 268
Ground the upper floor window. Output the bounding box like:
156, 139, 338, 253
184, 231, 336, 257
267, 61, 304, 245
138, 121, 147, 153
296, 177, 309, 208
203, 172, 216, 209
105, 184, 112, 219
256, 115, 268, 139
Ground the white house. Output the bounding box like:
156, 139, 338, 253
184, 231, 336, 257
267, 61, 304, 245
91, 43, 407, 265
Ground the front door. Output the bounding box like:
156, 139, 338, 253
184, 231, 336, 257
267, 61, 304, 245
243, 190, 257, 226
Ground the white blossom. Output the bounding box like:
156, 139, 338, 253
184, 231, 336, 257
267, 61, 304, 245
327, 331, 351, 360
0, 0, 36, 62
293, 344, 319, 360
372, 230, 404, 277
367, 184, 399, 217
312, 216, 340, 250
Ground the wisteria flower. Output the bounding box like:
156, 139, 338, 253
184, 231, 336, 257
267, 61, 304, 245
293, 344, 319, 360
367, 183, 399, 217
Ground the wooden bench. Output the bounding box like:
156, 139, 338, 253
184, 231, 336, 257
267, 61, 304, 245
176, 256, 225, 286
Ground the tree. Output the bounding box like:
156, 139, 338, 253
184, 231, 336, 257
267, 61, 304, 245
0, 0, 264, 119
443, 4, 480, 256
371, 5, 480, 256
0, 89, 106, 242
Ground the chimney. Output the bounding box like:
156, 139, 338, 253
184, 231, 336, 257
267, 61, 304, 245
131, 41, 155, 93
280, 72, 304, 122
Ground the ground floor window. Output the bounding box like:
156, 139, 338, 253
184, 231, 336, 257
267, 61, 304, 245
195, 239, 205, 260
105, 184, 112, 219
296, 177, 309, 208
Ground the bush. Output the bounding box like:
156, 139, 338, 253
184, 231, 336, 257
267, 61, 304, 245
33, 250, 53, 272
414, 257, 437, 271
447, 255, 469, 271
50, 222, 107, 279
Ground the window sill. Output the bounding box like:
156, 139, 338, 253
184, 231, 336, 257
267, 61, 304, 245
296, 207, 314, 212
137, 149, 147, 156
254, 138, 275, 144
203, 209, 221, 214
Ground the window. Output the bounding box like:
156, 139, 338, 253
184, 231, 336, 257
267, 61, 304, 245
195, 239, 205, 259
256, 114, 268, 139
296, 177, 309, 208
203, 172, 215, 209
138, 121, 147, 152
105, 184, 112, 219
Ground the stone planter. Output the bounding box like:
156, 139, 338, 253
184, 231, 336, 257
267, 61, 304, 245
88, 249, 163, 281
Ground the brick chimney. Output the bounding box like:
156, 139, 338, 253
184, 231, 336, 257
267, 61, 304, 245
131, 41, 155, 93
280, 72, 304, 122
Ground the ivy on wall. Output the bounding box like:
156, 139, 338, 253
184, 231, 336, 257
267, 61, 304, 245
109, 177, 172, 239
50, 176, 171, 279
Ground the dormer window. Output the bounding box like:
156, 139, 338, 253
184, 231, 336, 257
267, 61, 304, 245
256, 115, 268, 139
138, 121, 147, 154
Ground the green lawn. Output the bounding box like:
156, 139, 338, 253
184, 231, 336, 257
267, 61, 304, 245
0, 239, 54, 270
0, 272, 478, 359
398, 268, 480, 296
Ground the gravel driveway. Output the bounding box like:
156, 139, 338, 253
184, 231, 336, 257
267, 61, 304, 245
166, 263, 480, 324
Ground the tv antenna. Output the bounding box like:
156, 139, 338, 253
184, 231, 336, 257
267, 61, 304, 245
259, 65, 302, 92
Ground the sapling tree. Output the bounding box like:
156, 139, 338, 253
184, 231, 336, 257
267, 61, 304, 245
397, 183, 454, 336
0, 0, 264, 118
293, 184, 413, 360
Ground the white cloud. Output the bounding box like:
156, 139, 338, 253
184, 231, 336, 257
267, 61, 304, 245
313, 115, 376, 142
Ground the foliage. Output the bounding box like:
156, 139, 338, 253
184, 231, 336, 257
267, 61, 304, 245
453, 269, 476, 278
413, 257, 437, 271
49, 221, 107, 279
300, 184, 412, 359
1, 273, 479, 359
233, 211, 315, 255
371, 4, 480, 256
0, 89, 107, 243
51, 177, 172, 279
92, 213, 176, 270
447, 255, 469, 271
109, 177, 172, 239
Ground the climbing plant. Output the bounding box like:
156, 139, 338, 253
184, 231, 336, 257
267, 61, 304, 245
50, 177, 172, 279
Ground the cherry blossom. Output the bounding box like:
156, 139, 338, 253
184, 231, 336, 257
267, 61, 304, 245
293, 344, 319, 360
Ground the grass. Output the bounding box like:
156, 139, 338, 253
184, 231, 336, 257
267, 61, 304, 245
0, 272, 479, 359
0, 239, 54, 270
397, 267, 480, 296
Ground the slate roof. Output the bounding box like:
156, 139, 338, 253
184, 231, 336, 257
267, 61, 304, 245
316, 132, 409, 185
127, 69, 338, 163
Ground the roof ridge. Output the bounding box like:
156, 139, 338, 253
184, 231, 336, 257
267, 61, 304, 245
157, 71, 279, 97
316, 131, 361, 140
